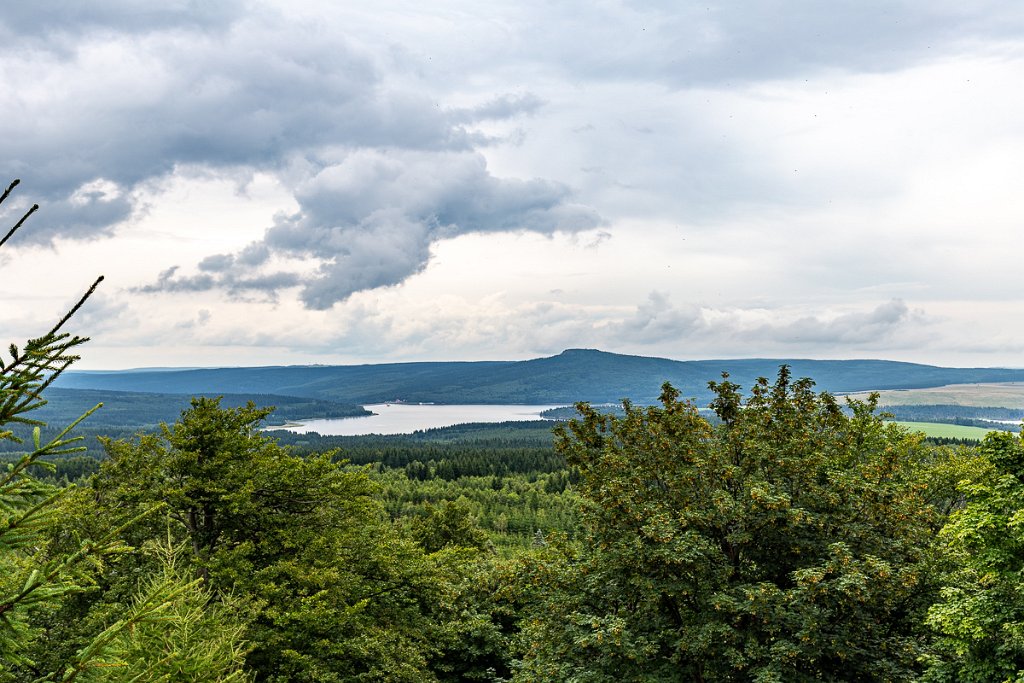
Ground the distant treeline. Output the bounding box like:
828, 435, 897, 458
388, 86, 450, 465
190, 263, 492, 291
883, 403, 1022, 432
540, 403, 721, 423
0, 392, 366, 463
8, 420, 564, 484
276, 420, 563, 479
924, 436, 984, 447
16, 387, 368, 432
882, 404, 1023, 420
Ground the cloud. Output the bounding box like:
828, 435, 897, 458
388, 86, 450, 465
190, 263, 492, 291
599, 294, 921, 355
232, 292, 920, 362
0, 3, 593, 303
753, 299, 914, 345
137, 265, 301, 304
608, 291, 704, 343
64, 289, 134, 336
144, 152, 602, 309
515, 2, 1024, 86
143, 150, 601, 308
0, 1, 243, 38
8, 1, 1006, 246
0, 5, 542, 245
449, 93, 546, 123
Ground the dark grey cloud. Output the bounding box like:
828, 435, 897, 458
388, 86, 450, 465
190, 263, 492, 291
449, 93, 545, 123
0, 7, 525, 245
0, 2, 593, 306
0, 1, 243, 37
139, 266, 216, 293
137, 265, 300, 303
0, 179, 133, 244
147, 150, 602, 308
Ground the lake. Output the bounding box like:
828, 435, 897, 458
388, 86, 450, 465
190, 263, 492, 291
267, 403, 566, 436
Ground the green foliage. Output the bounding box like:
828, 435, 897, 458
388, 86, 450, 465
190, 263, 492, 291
0, 180, 146, 681
517, 368, 944, 681
57, 536, 251, 683
408, 500, 492, 553
375, 469, 578, 555
924, 431, 1024, 682
87, 396, 495, 681
276, 422, 563, 476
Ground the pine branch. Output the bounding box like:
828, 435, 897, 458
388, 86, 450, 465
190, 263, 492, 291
48, 276, 104, 337
0, 178, 19, 205
0, 204, 39, 250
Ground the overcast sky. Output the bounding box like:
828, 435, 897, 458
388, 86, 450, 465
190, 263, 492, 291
2, 1, 1024, 369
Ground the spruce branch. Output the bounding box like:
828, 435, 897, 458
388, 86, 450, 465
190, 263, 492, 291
0, 204, 39, 250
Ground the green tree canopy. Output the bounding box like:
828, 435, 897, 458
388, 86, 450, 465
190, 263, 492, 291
516, 368, 944, 682
88, 396, 484, 681
924, 430, 1024, 682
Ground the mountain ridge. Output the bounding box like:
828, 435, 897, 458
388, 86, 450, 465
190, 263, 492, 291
56, 349, 1024, 406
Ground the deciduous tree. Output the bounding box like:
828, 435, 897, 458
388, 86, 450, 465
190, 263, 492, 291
924, 430, 1024, 682
517, 368, 942, 681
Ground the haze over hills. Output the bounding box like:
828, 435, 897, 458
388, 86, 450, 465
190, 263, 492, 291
55, 348, 1024, 407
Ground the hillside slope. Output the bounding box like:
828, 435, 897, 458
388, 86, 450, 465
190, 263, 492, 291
56, 349, 1024, 406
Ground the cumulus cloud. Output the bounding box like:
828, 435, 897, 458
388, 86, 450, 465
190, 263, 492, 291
6, 1, 1002, 246
756, 299, 913, 345
0, 5, 543, 244
143, 150, 601, 308
598, 294, 922, 356
608, 291, 704, 343
0, 2, 598, 304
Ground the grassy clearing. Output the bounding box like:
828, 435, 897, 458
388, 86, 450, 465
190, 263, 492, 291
846, 383, 1024, 409
894, 421, 1004, 439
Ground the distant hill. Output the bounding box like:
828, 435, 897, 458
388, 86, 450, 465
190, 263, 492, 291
29, 388, 368, 430
55, 349, 1024, 406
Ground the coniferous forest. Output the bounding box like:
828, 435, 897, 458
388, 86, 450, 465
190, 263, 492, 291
5, 184, 1024, 681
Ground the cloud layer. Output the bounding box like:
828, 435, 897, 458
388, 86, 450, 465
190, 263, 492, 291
3, 2, 1024, 367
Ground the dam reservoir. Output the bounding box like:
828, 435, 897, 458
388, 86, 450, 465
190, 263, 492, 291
269, 402, 565, 436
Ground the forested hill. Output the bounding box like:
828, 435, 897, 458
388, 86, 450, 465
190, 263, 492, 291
55, 349, 1024, 406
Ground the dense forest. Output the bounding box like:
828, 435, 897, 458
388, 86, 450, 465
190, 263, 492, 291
5, 188, 1024, 681
7, 348, 1024, 680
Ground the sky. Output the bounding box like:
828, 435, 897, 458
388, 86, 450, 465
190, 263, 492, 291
2, 1, 1024, 369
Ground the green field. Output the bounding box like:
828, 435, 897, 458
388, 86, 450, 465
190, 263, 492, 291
894, 420, 1004, 439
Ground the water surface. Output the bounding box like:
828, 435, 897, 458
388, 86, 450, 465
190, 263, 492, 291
269, 403, 564, 436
